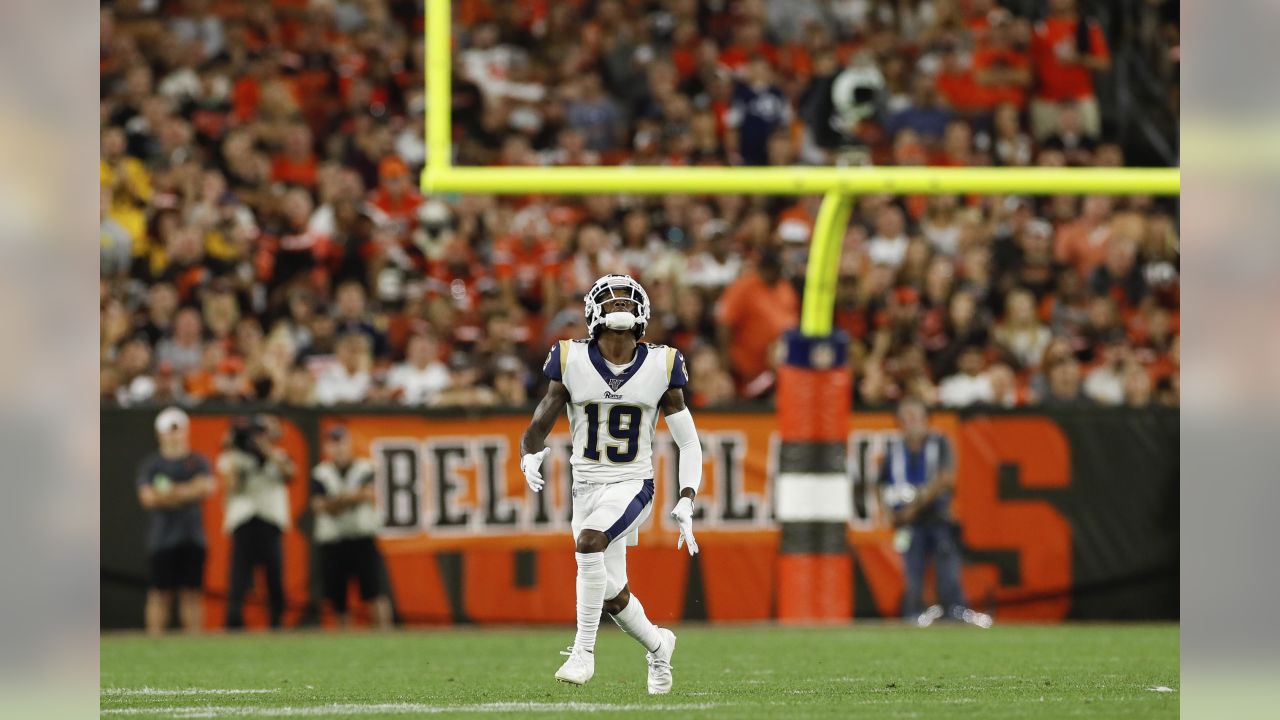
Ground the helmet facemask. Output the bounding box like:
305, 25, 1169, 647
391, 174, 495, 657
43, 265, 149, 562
584, 275, 650, 339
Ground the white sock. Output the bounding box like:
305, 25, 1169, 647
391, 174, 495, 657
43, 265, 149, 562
610, 594, 662, 653
574, 552, 606, 653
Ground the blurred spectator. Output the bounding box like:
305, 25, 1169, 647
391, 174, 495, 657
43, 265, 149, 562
986, 363, 1023, 407
1124, 363, 1155, 408
685, 224, 743, 291
566, 73, 624, 153
436, 353, 498, 408
116, 338, 158, 407
283, 366, 317, 407
880, 398, 990, 628
218, 415, 295, 629
138, 283, 180, 347
1083, 340, 1131, 405
493, 206, 560, 314
1042, 357, 1093, 407
1041, 102, 1097, 165
97, 0, 1176, 413
136, 407, 215, 635
155, 307, 205, 377
867, 205, 910, 269
333, 281, 388, 358
387, 332, 450, 406
987, 103, 1033, 167
972, 9, 1031, 112
887, 75, 953, 143
994, 288, 1051, 370
1030, 0, 1111, 140
937, 345, 994, 407
688, 346, 737, 409
715, 250, 799, 395
1090, 235, 1148, 310
492, 355, 529, 407
314, 333, 373, 406
725, 57, 791, 166
311, 426, 391, 629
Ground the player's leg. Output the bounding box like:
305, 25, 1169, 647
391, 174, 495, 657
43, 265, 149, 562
224, 527, 254, 629
935, 523, 972, 621
555, 480, 602, 684
901, 525, 928, 618
352, 538, 392, 629
145, 590, 173, 635
572, 478, 654, 656
552, 526, 608, 684
556, 479, 649, 684
146, 547, 176, 635
601, 515, 677, 694
602, 531, 661, 654
319, 541, 349, 625
572, 527, 609, 652
261, 522, 286, 628
177, 543, 206, 633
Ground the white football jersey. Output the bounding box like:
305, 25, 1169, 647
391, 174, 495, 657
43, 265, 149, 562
543, 339, 689, 484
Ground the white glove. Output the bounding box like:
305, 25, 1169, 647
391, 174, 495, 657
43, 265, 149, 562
670, 496, 699, 556
521, 448, 551, 492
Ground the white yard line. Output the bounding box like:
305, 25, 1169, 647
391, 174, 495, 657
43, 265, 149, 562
101, 701, 731, 717
102, 689, 280, 697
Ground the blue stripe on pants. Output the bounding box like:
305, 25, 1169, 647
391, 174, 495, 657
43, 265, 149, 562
603, 479, 655, 541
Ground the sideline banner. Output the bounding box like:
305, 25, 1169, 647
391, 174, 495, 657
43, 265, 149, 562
100, 408, 1177, 628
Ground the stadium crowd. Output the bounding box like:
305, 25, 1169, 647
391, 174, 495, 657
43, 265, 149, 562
100, 0, 1179, 411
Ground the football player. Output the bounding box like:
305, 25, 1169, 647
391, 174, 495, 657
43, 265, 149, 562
520, 274, 702, 694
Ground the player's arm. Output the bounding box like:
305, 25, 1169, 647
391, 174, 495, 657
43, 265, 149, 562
137, 483, 175, 510
170, 473, 215, 504
661, 387, 702, 555
519, 380, 570, 492
916, 437, 957, 507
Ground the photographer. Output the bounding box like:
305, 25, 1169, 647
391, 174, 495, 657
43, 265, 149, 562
217, 414, 294, 629
880, 398, 992, 628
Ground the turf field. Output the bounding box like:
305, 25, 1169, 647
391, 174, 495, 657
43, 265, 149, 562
101, 624, 1178, 719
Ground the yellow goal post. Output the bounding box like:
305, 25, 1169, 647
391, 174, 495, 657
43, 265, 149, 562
419, 0, 1179, 336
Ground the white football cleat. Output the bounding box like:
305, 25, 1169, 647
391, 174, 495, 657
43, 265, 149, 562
555, 645, 595, 685
646, 628, 677, 695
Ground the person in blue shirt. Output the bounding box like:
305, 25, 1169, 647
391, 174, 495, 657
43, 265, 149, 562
725, 56, 792, 166
879, 397, 991, 627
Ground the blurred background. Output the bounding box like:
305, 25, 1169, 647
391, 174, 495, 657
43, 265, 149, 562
99, 0, 1178, 632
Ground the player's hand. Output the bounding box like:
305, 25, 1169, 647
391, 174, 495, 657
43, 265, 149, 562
670, 496, 699, 556
521, 448, 551, 492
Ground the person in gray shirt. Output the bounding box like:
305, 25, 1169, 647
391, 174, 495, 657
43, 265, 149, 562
136, 407, 215, 635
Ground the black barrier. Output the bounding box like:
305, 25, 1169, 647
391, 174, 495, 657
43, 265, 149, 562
100, 405, 1177, 628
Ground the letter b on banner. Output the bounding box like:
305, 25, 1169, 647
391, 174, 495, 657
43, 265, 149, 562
380, 445, 420, 529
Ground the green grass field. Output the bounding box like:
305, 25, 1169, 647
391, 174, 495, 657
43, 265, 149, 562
101, 624, 1178, 719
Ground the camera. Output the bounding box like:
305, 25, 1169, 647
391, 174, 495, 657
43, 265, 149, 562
229, 415, 269, 462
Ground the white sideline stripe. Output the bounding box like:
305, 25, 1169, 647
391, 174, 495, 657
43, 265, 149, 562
102, 689, 279, 697
775, 473, 851, 521
101, 702, 728, 717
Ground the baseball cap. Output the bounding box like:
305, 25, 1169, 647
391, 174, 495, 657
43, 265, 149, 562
154, 407, 189, 433
326, 426, 349, 441
379, 156, 409, 180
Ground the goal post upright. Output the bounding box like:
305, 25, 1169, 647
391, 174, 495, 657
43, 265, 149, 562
419, 0, 1180, 624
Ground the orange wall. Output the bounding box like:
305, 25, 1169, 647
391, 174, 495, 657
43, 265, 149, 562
187, 411, 1075, 626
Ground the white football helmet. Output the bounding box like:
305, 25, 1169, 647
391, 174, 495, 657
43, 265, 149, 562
584, 274, 650, 338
